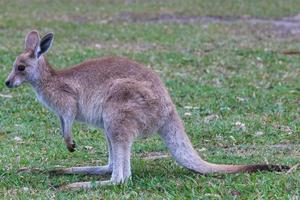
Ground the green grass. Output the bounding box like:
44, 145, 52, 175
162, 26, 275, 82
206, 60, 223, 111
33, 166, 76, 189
0, 0, 300, 199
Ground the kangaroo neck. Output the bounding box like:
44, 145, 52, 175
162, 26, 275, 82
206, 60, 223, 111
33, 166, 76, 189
30, 57, 56, 89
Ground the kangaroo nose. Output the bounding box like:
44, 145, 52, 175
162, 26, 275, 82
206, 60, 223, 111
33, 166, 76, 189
5, 80, 10, 87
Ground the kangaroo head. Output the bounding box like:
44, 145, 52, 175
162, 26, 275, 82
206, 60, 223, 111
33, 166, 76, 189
5, 30, 54, 88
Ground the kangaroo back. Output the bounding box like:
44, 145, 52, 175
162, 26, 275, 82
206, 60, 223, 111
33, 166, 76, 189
158, 110, 289, 173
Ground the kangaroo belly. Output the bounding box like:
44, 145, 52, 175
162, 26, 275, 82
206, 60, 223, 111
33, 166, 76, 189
76, 97, 105, 128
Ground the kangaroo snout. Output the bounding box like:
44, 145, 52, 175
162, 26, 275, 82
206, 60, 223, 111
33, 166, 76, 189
5, 79, 14, 88
5, 80, 11, 87
5, 73, 24, 88
5, 78, 17, 88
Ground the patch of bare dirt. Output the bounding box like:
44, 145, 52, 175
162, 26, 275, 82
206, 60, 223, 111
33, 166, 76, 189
51, 13, 111, 24
224, 144, 300, 157
138, 152, 170, 160
93, 42, 160, 52
60, 14, 95, 24
117, 13, 300, 38
77, 38, 165, 53
52, 12, 300, 39
118, 12, 239, 24
135, 144, 299, 160
50, 11, 300, 38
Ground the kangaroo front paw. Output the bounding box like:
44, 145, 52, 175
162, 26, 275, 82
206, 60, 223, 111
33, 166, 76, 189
67, 140, 76, 152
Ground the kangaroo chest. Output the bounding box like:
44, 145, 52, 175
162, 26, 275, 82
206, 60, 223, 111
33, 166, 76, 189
34, 89, 58, 114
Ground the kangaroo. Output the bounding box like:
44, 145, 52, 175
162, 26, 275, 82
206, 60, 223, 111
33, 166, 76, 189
5, 30, 289, 189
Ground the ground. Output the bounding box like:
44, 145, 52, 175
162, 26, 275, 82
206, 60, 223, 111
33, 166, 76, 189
0, 0, 299, 199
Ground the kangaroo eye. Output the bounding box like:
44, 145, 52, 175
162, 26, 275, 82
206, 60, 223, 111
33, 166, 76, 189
17, 65, 26, 71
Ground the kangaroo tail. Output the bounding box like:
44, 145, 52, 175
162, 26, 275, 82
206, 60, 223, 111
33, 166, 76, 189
158, 111, 289, 174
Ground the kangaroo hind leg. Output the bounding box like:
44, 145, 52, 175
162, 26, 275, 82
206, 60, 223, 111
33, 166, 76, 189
59, 125, 134, 190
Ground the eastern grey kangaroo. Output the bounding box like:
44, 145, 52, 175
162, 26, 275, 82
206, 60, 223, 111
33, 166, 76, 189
5, 31, 289, 189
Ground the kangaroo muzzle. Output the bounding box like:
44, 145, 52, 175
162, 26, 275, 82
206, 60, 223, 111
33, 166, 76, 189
5, 75, 23, 88
5, 78, 15, 88
5, 80, 11, 87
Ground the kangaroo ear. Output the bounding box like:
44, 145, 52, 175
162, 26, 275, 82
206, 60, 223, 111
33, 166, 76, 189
37, 33, 54, 58
25, 30, 40, 53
